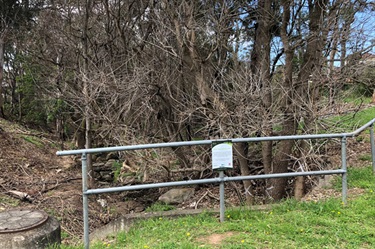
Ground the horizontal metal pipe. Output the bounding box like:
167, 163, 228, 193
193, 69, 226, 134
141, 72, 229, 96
350, 118, 375, 135
56, 134, 347, 156
85, 177, 221, 194
56, 119, 375, 156
57, 140, 213, 156
85, 169, 345, 195
227, 169, 345, 182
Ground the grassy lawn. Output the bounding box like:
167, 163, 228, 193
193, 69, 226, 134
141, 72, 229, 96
324, 104, 375, 133
62, 166, 375, 249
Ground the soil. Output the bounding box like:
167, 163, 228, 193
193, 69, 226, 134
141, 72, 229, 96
197, 231, 240, 247
0, 114, 373, 245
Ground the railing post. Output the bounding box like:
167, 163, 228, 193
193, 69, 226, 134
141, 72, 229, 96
82, 153, 90, 249
219, 171, 225, 222
341, 137, 347, 205
370, 124, 375, 174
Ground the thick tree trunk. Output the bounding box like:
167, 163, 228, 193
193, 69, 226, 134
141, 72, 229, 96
250, 0, 279, 200
293, 0, 329, 199
298, 0, 329, 124
266, 0, 300, 201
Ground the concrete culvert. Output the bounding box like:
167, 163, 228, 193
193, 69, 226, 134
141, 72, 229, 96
0, 209, 61, 249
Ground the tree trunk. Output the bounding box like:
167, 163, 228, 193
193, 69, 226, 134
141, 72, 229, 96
294, 176, 305, 200
250, 0, 277, 200
83, 0, 94, 188
298, 0, 329, 132
0, 37, 5, 118
328, 11, 339, 107
267, 0, 299, 201
234, 143, 254, 204
293, 0, 329, 199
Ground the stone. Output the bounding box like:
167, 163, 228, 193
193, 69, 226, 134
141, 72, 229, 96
99, 170, 114, 181
106, 152, 119, 161
104, 159, 117, 168
316, 175, 334, 189
158, 188, 195, 205
92, 162, 105, 172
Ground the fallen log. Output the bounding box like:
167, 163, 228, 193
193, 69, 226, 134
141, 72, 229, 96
7, 190, 34, 203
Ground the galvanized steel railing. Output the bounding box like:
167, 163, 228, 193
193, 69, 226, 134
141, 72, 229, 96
57, 118, 375, 249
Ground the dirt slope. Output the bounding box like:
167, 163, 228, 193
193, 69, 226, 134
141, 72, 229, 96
0, 118, 102, 242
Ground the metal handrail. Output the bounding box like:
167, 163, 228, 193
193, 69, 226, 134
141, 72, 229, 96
56, 118, 375, 249
56, 118, 375, 156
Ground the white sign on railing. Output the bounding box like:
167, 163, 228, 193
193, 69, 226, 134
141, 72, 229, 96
212, 141, 233, 170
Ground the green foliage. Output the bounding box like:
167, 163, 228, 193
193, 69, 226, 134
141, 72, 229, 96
0, 194, 20, 206
46, 98, 70, 124
6, 53, 71, 130
17, 75, 48, 126
358, 153, 372, 162
112, 161, 122, 183
47, 243, 63, 249
21, 135, 44, 147
145, 202, 176, 212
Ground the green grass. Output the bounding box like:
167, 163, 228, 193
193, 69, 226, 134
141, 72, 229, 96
342, 96, 372, 105
326, 106, 375, 133
21, 135, 44, 147
0, 194, 20, 206
145, 202, 176, 212
358, 153, 372, 162
62, 166, 375, 249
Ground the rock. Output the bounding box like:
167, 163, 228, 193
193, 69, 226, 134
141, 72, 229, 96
124, 200, 145, 213
316, 175, 334, 189
99, 170, 114, 182
113, 200, 145, 214
106, 152, 119, 161
97, 199, 108, 209
158, 188, 195, 205
104, 159, 117, 169
92, 162, 105, 172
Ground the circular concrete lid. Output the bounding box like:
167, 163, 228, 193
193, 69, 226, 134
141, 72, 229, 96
0, 209, 49, 233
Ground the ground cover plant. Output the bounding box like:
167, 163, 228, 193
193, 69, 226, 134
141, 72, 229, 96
323, 100, 375, 133
61, 166, 375, 249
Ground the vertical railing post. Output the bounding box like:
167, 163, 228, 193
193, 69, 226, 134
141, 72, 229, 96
341, 136, 347, 205
219, 171, 225, 222
370, 124, 375, 174
82, 153, 90, 249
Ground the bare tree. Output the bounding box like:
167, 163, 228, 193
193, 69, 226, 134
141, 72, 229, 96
11, 0, 374, 203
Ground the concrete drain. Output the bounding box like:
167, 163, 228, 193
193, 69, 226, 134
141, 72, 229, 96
0, 209, 60, 249
0, 210, 49, 233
